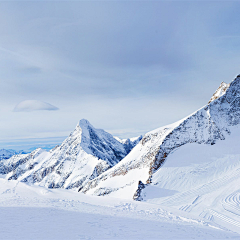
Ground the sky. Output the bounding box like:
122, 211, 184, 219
1, 1, 240, 151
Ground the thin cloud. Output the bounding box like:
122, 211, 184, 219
13, 100, 59, 112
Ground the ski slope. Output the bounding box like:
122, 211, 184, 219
141, 125, 240, 234
0, 179, 237, 240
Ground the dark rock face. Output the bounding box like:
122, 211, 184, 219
133, 181, 146, 201
123, 136, 143, 154
79, 119, 128, 167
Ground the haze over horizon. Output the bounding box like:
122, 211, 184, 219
1, 1, 240, 151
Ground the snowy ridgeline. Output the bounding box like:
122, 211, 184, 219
0, 119, 142, 191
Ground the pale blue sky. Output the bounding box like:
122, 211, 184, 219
1, 1, 240, 150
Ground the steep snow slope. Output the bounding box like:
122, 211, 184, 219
81, 75, 240, 201
0, 149, 26, 160
0, 119, 129, 190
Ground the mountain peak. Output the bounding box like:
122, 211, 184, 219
0, 118, 131, 191
78, 119, 93, 128
208, 81, 230, 104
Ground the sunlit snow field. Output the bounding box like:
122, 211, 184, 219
0, 179, 238, 240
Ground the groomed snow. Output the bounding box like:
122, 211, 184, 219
0, 179, 238, 240
141, 124, 240, 234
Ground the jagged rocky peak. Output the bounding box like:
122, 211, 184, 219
78, 118, 92, 127
75, 119, 128, 167
208, 81, 230, 104
76, 119, 94, 137
0, 118, 135, 191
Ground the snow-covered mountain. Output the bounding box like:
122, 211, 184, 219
114, 136, 143, 154
2, 75, 240, 234
0, 119, 135, 190
80, 75, 240, 203
3, 75, 240, 235
0, 149, 26, 160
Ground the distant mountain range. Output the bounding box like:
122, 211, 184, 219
0, 149, 26, 160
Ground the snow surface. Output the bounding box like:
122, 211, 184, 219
0, 179, 237, 240
140, 124, 240, 234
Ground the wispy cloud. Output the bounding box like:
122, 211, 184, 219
13, 100, 59, 112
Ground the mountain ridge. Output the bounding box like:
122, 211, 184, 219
79, 75, 240, 200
